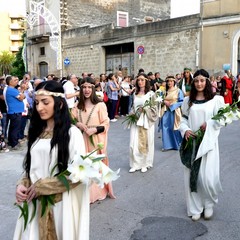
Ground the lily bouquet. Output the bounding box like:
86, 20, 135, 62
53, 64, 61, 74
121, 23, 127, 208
15, 142, 120, 230
122, 91, 163, 129
155, 88, 165, 103
185, 101, 240, 150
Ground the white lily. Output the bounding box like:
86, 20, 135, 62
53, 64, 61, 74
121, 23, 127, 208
97, 161, 120, 188
228, 110, 239, 121
223, 112, 233, 124
218, 118, 226, 126
235, 110, 240, 119
155, 96, 163, 103
223, 103, 230, 108
67, 156, 100, 184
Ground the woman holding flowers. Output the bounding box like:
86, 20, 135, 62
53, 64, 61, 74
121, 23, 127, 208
179, 69, 225, 221
14, 81, 89, 239
129, 73, 158, 173
72, 77, 116, 203
159, 75, 184, 151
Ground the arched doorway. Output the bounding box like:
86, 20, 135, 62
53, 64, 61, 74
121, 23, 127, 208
39, 62, 48, 79
231, 30, 240, 76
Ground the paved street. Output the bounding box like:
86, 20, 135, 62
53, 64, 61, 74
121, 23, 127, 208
0, 118, 240, 240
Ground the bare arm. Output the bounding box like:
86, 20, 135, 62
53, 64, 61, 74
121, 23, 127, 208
65, 91, 79, 99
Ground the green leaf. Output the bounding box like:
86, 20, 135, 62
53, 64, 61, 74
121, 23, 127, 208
15, 202, 25, 218
122, 113, 139, 128
91, 156, 105, 162
40, 196, 47, 217
57, 174, 70, 192
69, 109, 78, 125
50, 163, 59, 177
89, 135, 95, 147
46, 195, 56, 206
23, 201, 29, 230
29, 198, 37, 223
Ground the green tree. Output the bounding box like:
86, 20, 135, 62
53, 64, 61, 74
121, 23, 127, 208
11, 46, 25, 79
11, 32, 26, 79
0, 51, 15, 75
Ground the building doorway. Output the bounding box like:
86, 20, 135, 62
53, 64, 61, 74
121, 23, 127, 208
105, 42, 134, 77
238, 38, 240, 75
39, 61, 48, 79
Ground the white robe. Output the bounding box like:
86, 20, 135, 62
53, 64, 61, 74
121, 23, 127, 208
13, 126, 89, 240
129, 91, 155, 169
180, 95, 225, 216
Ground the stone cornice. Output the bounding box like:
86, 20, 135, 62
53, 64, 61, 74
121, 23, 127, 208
202, 14, 240, 26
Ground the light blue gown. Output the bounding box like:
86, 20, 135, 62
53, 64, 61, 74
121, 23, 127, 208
161, 89, 184, 150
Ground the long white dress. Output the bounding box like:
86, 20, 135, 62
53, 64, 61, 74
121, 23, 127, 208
179, 95, 225, 216
13, 126, 89, 240
129, 91, 156, 170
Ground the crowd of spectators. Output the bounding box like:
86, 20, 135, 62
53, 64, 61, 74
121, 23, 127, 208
0, 68, 239, 153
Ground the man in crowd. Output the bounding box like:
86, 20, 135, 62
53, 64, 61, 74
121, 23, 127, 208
4, 76, 25, 150
63, 74, 80, 109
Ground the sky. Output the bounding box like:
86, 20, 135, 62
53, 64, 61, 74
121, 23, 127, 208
171, 0, 200, 19
0, 0, 26, 15
0, 0, 200, 20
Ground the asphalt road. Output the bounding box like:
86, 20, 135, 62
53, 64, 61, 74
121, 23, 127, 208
0, 118, 240, 240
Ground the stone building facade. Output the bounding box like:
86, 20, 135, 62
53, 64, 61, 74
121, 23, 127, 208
25, 0, 240, 78
66, 0, 170, 28
62, 14, 199, 78
200, 0, 240, 76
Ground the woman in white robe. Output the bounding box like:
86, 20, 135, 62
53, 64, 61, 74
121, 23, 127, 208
179, 69, 225, 221
129, 73, 158, 173
14, 81, 89, 240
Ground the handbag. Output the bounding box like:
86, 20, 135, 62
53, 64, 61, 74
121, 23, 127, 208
103, 92, 108, 103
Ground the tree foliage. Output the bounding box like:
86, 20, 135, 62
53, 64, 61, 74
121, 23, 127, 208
11, 45, 25, 79
11, 32, 26, 79
0, 51, 15, 75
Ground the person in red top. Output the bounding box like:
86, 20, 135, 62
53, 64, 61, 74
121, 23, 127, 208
222, 70, 233, 104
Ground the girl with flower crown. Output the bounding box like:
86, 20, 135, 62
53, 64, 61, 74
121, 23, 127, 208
72, 77, 116, 203
179, 69, 225, 222
14, 81, 89, 240
159, 75, 184, 151
129, 73, 158, 173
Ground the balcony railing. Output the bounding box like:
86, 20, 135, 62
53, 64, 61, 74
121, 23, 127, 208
10, 45, 20, 52
27, 23, 52, 38
10, 35, 22, 41
10, 23, 24, 30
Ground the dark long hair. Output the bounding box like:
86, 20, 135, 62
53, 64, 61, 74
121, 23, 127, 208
189, 69, 214, 107
24, 80, 71, 178
183, 69, 194, 84
165, 76, 176, 93
135, 73, 151, 94
77, 77, 101, 111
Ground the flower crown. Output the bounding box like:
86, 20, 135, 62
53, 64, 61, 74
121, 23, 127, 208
35, 89, 65, 98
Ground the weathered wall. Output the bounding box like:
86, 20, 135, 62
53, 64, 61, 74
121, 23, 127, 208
28, 43, 60, 78
66, 0, 170, 28
62, 14, 200, 77
203, 0, 240, 18
201, 21, 240, 75
200, 0, 240, 75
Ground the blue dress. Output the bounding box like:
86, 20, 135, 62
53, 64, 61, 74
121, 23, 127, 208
160, 88, 184, 150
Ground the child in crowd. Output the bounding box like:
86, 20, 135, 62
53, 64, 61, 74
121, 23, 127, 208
0, 124, 9, 153
95, 83, 104, 101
